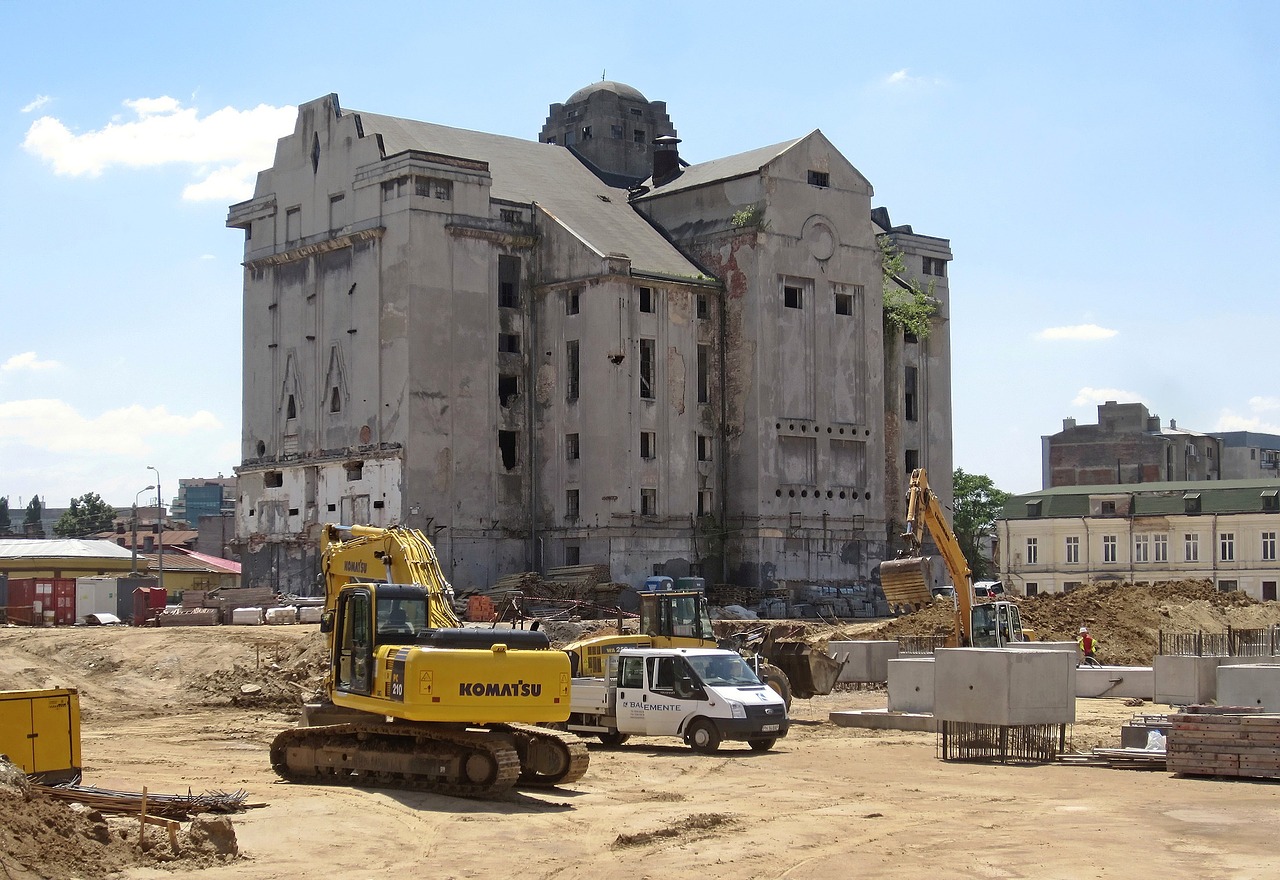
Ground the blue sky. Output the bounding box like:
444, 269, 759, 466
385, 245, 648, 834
2, 1, 1276, 509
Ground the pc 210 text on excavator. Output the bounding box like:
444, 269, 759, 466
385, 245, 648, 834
268, 523, 589, 799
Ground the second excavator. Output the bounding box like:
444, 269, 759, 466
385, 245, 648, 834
269, 524, 588, 798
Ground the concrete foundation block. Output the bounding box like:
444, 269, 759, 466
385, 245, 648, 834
1006, 640, 1077, 654
934, 648, 1075, 725
829, 640, 899, 683
887, 657, 935, 713
1075, 666, 1154, 699
1154, 655, 1220, 706
829, 709, 938, 732
1217, 664, 1280, 711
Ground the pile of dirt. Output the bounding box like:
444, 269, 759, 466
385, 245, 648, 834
185, 634, 329, 711
0, 759, 239, 879
868, 580, 1280, 666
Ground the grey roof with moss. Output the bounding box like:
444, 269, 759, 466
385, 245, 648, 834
1002, 479, 1280, 519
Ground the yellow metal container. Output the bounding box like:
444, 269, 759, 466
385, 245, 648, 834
0, 688, 82, 782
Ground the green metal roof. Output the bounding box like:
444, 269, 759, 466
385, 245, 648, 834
1003, 478, 1280, 520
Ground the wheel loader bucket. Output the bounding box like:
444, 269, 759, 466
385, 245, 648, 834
769, 641, 845, 699
879, 556, 934, 611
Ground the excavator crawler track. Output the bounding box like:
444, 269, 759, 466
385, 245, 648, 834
501, 724, 591, 788
270, 722, 522, 799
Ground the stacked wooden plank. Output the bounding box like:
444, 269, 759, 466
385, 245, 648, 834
708, 584, 758, 607
1168, 706, 1280, 779
182, 587, 276, 623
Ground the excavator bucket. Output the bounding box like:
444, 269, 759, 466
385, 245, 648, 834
768, 641, 845, 700
879, 556, 935, 611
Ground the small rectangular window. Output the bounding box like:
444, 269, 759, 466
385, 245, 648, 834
1026, 500, 1042, 517
500, 208, 521, 224
264, 471, 283, 488
415, 176, 432, 197
807, 170, 830, 188
1263, 489, 1279, 512
1184, 532, 1199, 562
1025, 537, 1038, 564
435, 181, 451, 200
640, 488, 657, 515
566, 433, 580, 461
835, 292, 852, 316
639, 287, 654, 313
1025, 583, 1039, 597
639, 338, 655, 400
611, 124, 624, 139
904, 366, 918, 422
697, 434, 713, 462
1263, 531, 1277, 561
1184, 492, 1202, 514
1220, 532, 1235, 562
1134, 534, 1149, 562
634, 128, 646, 143
498, 374, 519, 408
547, 135, 557, 145
498, 431, 518, 470
566, 489, 580, 520
567, 288, 580, 315
698, 488, 713, 517
345, 461, 364, 481
1103, 535, 1118, 563
286, 207, 301, 243
1065, 536, 1080, 564
696, 294, 709, 320
696, 345, 709, 405
784, 285, 803, 309
640, 431, 656, 460
498, 333, 521, 353
566, 340, 580, 401
565, 545, 580, 565
1154, 533, 1168, 562
905, 449, 919, 473
498, 255, 521, 308
328, 194, 346, 232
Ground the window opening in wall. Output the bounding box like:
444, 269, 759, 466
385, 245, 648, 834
904, 366, 918, 422
566, 340, 580, 401
631, 108, 643, 117
328, 194, 346, 232
1184, 532, 1199, 562
1184, 492, 1201, 514
566, 545, 581, 565
639, 338, 655, 400
1154, 533, 1168, 562
640, 431, 656, 459
640, 488, 657, 515
566, 433, 580, 461
286, 394, 297, 420
1220, 532, 1235, 562
698, 488, 713, 517
566, 489, 580, 520
286, 207, 301, 243
264, 471, 283, 488
905, 449, 919, 473
1064, 582, 1082, 594
634, 128, 646, 143
345, 461, 364, 481
567, 288, 580, 315
1134, 534, 1149, 562
1219, 580, 1238, 593
415, 176, 433, 197
1263, 489, 1279, 512
696, 293, 709, 319
1264, 531, 1277, 562
904, 330, 919, 344
1100, 500, 1116, 516
784, 285, 803, 309
498, 374, 519, 408
564, 130, 575, 145
639, 287, 654, 313
1065, 536, 1080, 564
498, 431, 518, 470
330, 386, 341, 413
327, 503, 336, 512
499, 208, 521, 224
697, 434, 713, 462
582, 125, 592, 140
498, 254, 521, 308
1026, 500, 1042, 517
547, 135, 557, 145
1026, 537, 1038, 564
434, 181, 451, 200
807, 170, 830, 188
696, 345, 709, 404
835, 292, 852, 315
1103, 535, 1117, 563
499, 333, 521, 353
1025, 583, 1039, 597
610, 124, 623, 139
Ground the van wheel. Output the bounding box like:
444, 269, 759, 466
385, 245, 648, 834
686, 719, 721, 753
597, 731, 630, 747
748, 738, 776, 752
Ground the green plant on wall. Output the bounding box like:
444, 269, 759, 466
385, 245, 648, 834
880, 237, 937, 339
730, 203, 766, 229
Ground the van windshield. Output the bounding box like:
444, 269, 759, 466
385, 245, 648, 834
687, 654, 761, 687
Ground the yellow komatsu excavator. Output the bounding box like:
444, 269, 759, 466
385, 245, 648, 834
270, 524, 589, 798
879, 468, 1032, 648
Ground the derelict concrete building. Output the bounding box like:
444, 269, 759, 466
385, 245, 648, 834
228, 83, 954, 595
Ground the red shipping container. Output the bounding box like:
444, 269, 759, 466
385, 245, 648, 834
6, 578, 76, 626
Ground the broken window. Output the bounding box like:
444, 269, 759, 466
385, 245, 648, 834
566, 433, 580, 461
567, 288, 580, 315
639, 338, 655, 400
696, 345, 709, 405
498, 255, 521, 308
500, 208, 521, 224
639, 287, 654, 313
904, 366, 918, 422
286, 394, 297, 420
784, 285, 803, 309
582, 125, 592, 140
835, 292, 852, 316
345, 461, 364, 481
641, 488, 657, 516
640, 431, 656, 460
566, 340, 580, 401
499, 333, 521, 353
905, 448, 919, 473
498, 431, 518, 471
697, 434, 713, 462
330, 386, 341, 413
807, 170, 830, 188
499, 374, 519, 408
264, 471, 283, 489
698, 488, 713, 517
566, 489, 580, 520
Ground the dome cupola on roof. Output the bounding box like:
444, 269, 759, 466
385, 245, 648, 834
567, 80, 647, 104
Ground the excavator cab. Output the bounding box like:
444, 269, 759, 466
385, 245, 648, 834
969, 601, 1025, 648
639, 591, 716, 641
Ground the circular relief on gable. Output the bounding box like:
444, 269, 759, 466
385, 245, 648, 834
802, 215, 837, 261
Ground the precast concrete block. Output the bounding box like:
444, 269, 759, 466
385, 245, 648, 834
887, 657, 935, 713
933, 648, 1075, 725
1154, 655, 1219, 706
1005, 640, 1077, 654
1217, 664, 1280, 712
830, 640, 899, 683
1075, 666, 1154, 699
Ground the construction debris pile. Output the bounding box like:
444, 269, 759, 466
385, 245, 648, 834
0, 758, 240, 879
872, 579, 1280, 666
466, 565, 624, 619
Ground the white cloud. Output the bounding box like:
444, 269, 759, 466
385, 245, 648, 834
1072, 387, 1147, 407
1, 352, 61, 372
882, 69, 944, 88
1248, 396, 1280, 413
1214, 398, 1280, 434
22, 97, 294, 202
0, 399, 221, 455
21, 95, 51, 113
1036, 324, 1119, 341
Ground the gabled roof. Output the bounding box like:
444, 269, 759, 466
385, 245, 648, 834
350, 109, 707, 280
0, 539, 135, 560
1004, 478, 1280, 520
631, 137, 804, 199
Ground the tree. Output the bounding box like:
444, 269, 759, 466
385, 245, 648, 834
24, 497, 43, 536
880, 237, 938, 340
952, 469, 1011, 581
0, 496, 10, 535
53, 492, 118, 538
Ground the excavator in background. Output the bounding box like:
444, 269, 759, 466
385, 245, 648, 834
562, 586, 845, 709
879, 468, 1032, 648
269, 524, 588, 798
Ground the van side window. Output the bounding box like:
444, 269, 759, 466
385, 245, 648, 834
650, 657, 676, 693
619, 656, 644, 689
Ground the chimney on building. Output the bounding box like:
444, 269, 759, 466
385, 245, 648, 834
652, 135, 682, 186
1170, 419, 1177, 430
1063, 417, 1076, 431
1147, 416, 1160, 432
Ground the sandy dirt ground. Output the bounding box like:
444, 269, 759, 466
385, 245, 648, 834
4, 624, 1280, 880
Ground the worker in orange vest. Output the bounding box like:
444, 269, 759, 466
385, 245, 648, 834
1078, 626, 1099, 662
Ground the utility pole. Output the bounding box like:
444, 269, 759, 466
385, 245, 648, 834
130, 485, 154, 575
147, 467, 163, 590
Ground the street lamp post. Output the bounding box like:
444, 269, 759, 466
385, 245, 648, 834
131, 485, 154, 575
147, 466, 163, 590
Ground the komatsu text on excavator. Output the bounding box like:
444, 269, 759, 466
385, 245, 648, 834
879, 469, 1031, 648
269, 524, 588, 798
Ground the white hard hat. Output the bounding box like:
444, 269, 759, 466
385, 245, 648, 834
1079, 626, 1088, 633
